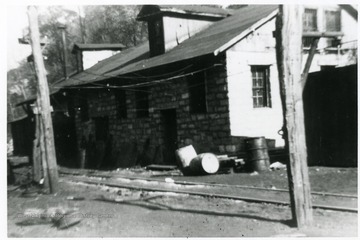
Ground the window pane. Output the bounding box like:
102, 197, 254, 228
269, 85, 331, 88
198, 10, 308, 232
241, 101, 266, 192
326, 10, 341, 31
251, 66, 271, 108
302, 37, 314, 48
303, 9, 317, 31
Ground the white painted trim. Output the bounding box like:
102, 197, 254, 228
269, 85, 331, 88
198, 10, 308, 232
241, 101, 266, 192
213, 9, 279, 56
160, 7, 226, 18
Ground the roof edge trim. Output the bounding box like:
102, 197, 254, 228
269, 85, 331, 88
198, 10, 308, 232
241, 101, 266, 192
213, 9, 278, 56
160, 7, 229, 18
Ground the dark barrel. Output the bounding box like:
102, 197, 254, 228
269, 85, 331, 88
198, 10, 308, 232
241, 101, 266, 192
245, 137, 270, 172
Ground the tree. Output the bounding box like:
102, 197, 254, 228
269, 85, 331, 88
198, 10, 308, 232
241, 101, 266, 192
37, 6, 82, 83
83, 5, 147, 46
8, 5, 148, 95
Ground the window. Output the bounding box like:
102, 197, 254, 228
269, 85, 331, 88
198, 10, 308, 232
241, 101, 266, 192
303, 9, 318, 32
251, 66, 271, 108
187, 71, 207, 113
325, 10, 341, 47
115, 89, 127, 119
325, 10, 341, 32
303, 8, 318, 48
135, 88, 149, 118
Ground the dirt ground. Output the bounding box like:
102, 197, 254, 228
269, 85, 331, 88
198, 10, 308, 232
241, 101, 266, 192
7, 171, 358, 237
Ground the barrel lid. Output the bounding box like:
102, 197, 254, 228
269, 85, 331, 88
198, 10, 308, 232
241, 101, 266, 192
201, 153, 220, 174
245, 136, 266, 140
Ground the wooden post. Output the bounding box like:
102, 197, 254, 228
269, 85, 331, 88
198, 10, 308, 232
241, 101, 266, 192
28, 6, 59, 193
58, 25, 68, 79
275, 5, 313, 228
32, 104, 42, 183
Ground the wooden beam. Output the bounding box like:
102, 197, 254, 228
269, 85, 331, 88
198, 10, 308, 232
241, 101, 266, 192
302, 31, 343, 38
275, 5, 313, 229
27, 6, 59, 193
32, 105, 42, 183
302, 38, 320, 88
58, 25, 68, 79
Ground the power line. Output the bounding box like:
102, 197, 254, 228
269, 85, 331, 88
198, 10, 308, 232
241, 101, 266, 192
85, 63, 194, 80
54, 63, 224, 90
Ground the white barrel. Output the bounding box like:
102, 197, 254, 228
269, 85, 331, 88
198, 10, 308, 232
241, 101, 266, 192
189, 153, 220, 175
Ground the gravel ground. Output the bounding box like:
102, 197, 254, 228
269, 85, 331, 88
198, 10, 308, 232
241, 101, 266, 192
7, 179, 358, 237
59, 166, 358, 194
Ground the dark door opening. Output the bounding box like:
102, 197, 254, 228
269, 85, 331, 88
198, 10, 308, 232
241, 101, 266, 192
161, 109, 178, 164
93, 116, 110, 169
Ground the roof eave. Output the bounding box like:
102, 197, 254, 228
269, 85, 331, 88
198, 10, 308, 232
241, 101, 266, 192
213, 9, 278, 56
137, 6, 229, 21
159, 7, 229, 18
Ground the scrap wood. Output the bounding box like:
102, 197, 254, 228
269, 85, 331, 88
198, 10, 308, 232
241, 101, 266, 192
56, 210, 82, 230
66, 196, 86, 201
8, 156, 30, 166
16, 207, 76, 227
97, 194, 163, 203
96, 194, 169, 211
145, 164, 178, 171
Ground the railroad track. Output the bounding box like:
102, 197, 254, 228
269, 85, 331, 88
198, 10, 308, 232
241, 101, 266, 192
60, 170, 357, 213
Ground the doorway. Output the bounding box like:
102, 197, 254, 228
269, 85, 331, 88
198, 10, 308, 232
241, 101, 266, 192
93, 116, 110, 169
160, 109, 178, 164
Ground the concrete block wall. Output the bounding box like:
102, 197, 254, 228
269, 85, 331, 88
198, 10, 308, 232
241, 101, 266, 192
72, 59, 239, 167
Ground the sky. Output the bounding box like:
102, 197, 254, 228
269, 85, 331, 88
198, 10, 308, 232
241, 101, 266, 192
6, 5, 82, 71
7, 6, 31, 71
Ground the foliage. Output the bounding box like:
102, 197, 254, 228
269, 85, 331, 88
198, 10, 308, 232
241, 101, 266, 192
7, 5, 147, 105
83, 5, 147, 47
7, 60, 37, 102
37, 6, 82, 84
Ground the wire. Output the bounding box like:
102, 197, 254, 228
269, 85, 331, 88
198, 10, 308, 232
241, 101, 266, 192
53, 63, 224, 90
84, 63, 194, 80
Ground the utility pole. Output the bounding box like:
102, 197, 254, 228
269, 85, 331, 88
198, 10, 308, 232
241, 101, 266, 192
78, 6, 86, 43
58, 24, 68, 79
275, 5, 313, 228
27, 6, 59, 193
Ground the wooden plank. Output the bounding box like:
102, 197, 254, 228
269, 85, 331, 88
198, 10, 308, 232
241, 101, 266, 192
27, 6, 59, 193
39, 112, 49, 191
302, 31, 343, 38
275, 5, 313, 228
145, 165, 178, 171
32, 111, 42, 182
301, 38, 319, 88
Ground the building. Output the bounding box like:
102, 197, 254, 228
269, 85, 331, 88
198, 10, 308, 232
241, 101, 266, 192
54, 5, 357, 168
72, 43, 125, 71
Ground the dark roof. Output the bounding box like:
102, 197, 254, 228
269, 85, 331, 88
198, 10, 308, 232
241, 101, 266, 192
137, 5, 233, 20
58, 42, 149, 87
339, 5, 358, 19
72, 43, 126, 53
60, 5, 278, 88
108, 5, 278, 76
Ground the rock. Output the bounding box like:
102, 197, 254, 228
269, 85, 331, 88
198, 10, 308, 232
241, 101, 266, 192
165, 178, 175, 183
269, 162, 286, 170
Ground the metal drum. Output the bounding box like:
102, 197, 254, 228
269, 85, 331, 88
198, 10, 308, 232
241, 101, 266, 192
245, 137, 270, 172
